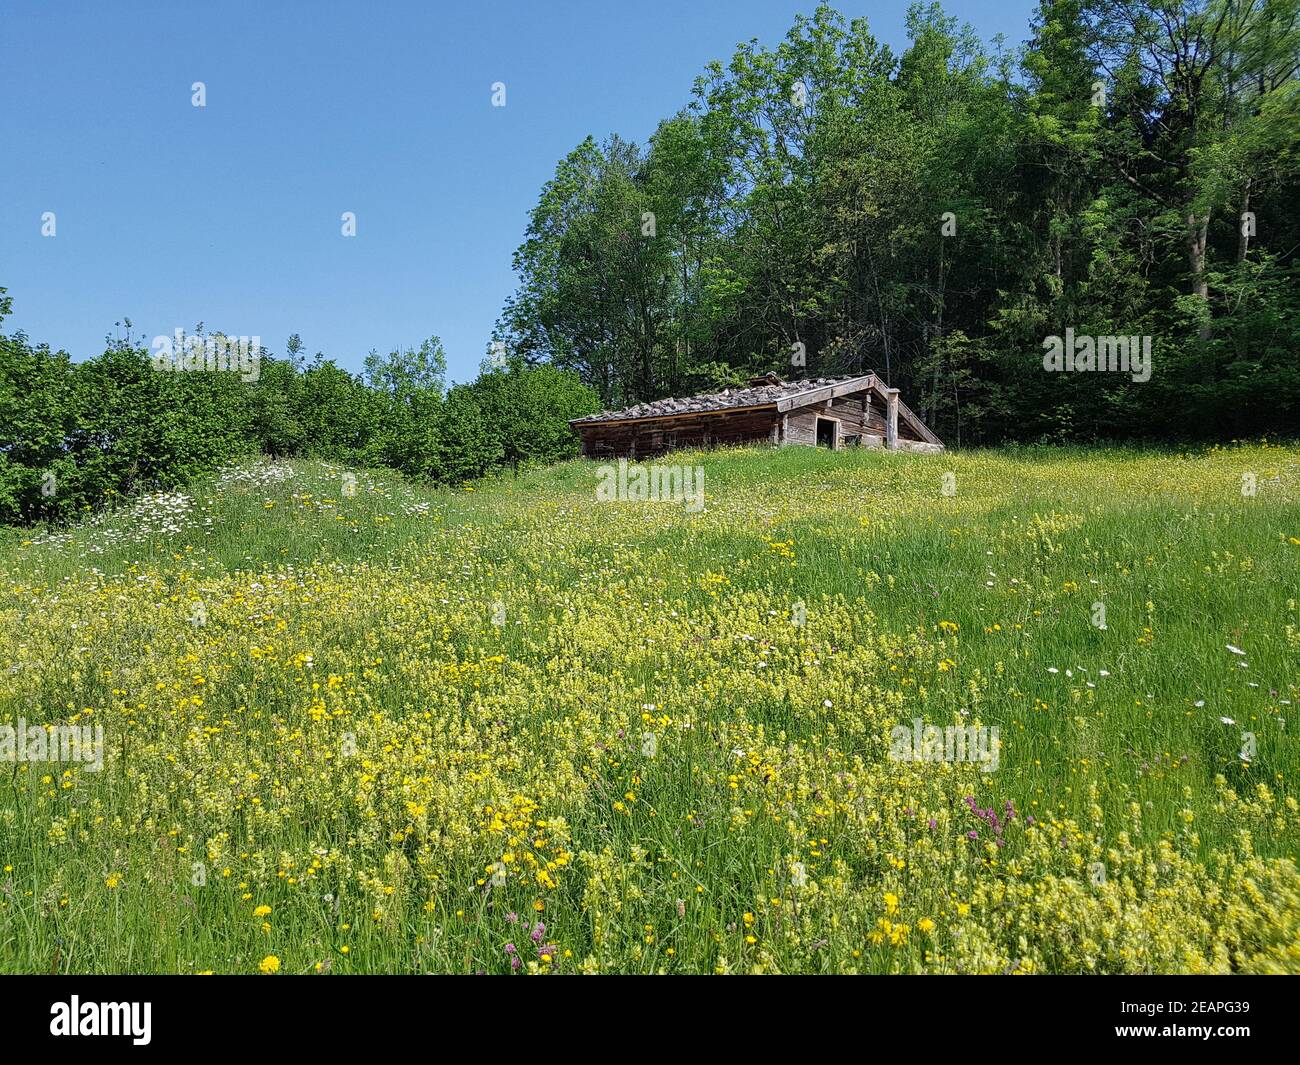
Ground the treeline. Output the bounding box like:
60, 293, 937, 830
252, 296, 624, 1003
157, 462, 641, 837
0, 291, 598, 525
495, 0, 1300, 443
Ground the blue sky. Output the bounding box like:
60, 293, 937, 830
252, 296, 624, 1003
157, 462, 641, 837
0, 0, 1036, 383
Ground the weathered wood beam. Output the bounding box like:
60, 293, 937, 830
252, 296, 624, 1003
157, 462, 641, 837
774, 375, 877, 412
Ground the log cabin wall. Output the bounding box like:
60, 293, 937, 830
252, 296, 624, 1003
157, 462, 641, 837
578, 407, 781, 459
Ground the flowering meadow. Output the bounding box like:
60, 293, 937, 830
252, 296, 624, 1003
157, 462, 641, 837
1, 444, 1298, 974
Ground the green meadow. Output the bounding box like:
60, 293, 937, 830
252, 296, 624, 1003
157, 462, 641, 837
1, 443, 1297, 973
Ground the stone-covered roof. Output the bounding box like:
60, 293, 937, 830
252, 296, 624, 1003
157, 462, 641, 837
570, 374, 872, 425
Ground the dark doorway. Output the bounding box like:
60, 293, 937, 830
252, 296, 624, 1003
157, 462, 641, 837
815, 418, 837, 449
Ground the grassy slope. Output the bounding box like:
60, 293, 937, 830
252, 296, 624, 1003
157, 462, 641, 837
1, 444, 1298, 974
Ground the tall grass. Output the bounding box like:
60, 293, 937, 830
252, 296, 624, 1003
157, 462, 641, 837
1, 444, 1297, 973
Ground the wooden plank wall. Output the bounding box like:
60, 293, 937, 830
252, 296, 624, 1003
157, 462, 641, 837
783, 392, 926, 446
579, 407, 781, 459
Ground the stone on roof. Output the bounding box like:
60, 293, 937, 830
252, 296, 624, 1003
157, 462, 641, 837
571, 374, 871, 425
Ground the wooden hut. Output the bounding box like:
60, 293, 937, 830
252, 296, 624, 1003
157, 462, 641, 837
570, 373, 942, 459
